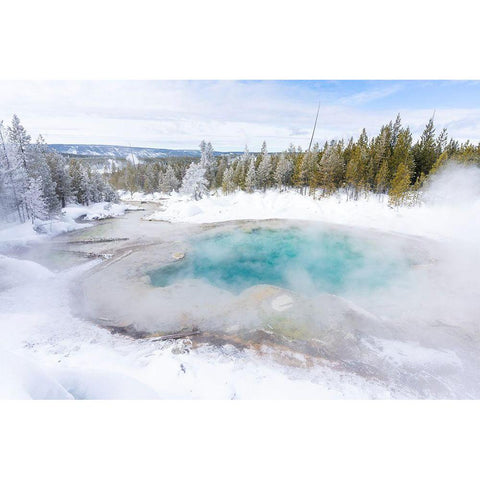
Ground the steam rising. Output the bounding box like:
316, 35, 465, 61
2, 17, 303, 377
79, 163, 480, 398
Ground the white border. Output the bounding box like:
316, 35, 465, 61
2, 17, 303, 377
1, 1, 479, 478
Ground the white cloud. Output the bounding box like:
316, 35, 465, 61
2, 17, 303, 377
338, 83, 404, 106
0, 81, 479, 151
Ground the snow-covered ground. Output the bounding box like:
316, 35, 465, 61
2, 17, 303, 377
0, 254, 396, 399
144, 189, 478, 245
0, 199, 397, 399
0, 201, 137, 248
119, 190, 168, 203
1, 165, 479, 399
137, 164, 480, 246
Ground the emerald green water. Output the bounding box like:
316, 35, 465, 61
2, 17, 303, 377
149, 227, 406, 294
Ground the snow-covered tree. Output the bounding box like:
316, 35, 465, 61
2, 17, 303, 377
240, 145, 252, 164
24, 177, 48, 223
199, 140, 216, 188
245, 157, 256, 193
7, 114, 31, 170
88, 170, 106, 203
180, 162, 208, 200
126, 152, 138, 165
256, 141, 272, 191
233, 160, 246, 190
44, 150, 72, 208
345, 144, 367, 200
159, 165, 179, 193
143, 163, 157, 194
318, 142, 344, 195
30, 137, 60, 214
69, 159, 92, 205
222, 166, 236, 194
274, 153, 293, 191
0, 121, 28, 222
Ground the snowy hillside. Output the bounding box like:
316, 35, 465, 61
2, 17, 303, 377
50, 144, 241, 159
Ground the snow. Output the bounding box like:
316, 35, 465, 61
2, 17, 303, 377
0, 255, 393, 400
0, 201, 138, 248
1, 165, 479, 399
0, 348, 73, 399
0, 254, 53, 290
144, 186, 480, 243
62, 201, 135, 221
119, 190, 167, 203
370, 338, 462, 369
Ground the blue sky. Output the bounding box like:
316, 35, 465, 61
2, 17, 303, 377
1, 80, 479, 151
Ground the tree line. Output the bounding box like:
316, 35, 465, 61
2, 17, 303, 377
0, 115, 117, 224
3, 113, 479, 226
113, 115, 480, 206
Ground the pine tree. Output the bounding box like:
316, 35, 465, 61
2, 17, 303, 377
318, 141, 344, 196
375, 160, 389, 195
232, 160, 246, 190
436, 128, 448, 157
391, 113, 402, 149
160, 165, 179, 193
430, 150, 449, 175
292, 150, 308, 194
390, 127, 413, 183
124, 163, 139, 197
367, 125, 391, 189
222, 166, 236, 194
445, 139, 459, 157
143, 163, 157, 194
199, 140, 216, 189
413, 117, 437, 180
88, 170, 106, 203
274, 153, 293, 191
233, 145, 252, 190
24, 177, 48, 223
31, 136, 60, 215
303, 145, 320, 196
180, 162, 208, 200
215, 158, 228, 189
0, 121, 25, 221
345, 145, 364, 200
245, 158, 256, 193
256, 141, 272, 191
46, 151, 71, 208
389, 162, 411, 207
7, 114, 31, 170
69, 159, 91, 205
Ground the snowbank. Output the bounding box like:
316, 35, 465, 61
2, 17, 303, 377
0, 348, 73, 399
63, 201, 136, 221
144, 185, 480, 243
0, 201, 137, 249
0, 255, 53, 290
119, 190, 167, 203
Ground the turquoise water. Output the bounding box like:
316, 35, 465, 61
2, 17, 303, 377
149, 227, 406, 294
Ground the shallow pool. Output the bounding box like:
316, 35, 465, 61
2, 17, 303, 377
148, 227, 409, 295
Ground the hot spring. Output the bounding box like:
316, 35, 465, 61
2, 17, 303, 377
148, 226, 411, 296
78, 219, 480, 397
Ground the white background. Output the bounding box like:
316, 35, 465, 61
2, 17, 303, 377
1, 1, 479, 479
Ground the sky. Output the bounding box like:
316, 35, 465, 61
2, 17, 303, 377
1, 80, 480, 151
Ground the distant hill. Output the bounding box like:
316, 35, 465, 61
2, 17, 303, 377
49, 144, 241, 159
